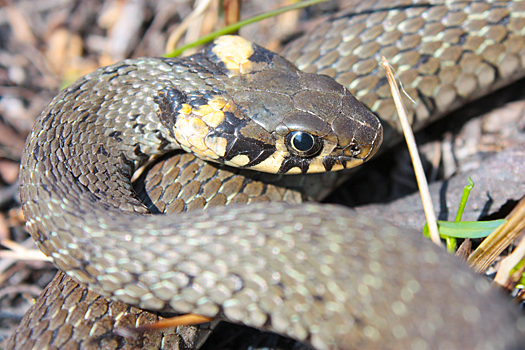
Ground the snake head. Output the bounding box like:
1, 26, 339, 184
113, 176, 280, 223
174, 35, 382, 175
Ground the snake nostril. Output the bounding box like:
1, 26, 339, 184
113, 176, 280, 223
348, 143, 361, 156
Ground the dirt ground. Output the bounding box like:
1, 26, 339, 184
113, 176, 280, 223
0, 0, 524, 348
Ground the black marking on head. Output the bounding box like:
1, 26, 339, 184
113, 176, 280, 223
155, 86, 187, 132
202, 46, 230, 75
214, 111, 244, 136
201, 39, 275, 75
219, 132, 275, 167
278, 157, 310, 174
188, 95, 209, 108
322, 157, 336, 172
215, 120, 236, 135
224, 111, 244, 126
247, 44, 276, 65
202, 92, 218, 101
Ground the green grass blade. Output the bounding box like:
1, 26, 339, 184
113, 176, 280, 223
445, 177, 474, 251
165, 0, 329, 58
455, 176, 474, 222
424, 219, 507, 239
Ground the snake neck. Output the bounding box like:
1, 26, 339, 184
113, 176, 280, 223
21, 56, 233, 212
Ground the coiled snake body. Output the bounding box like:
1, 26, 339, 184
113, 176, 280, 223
9, 1, 525, 349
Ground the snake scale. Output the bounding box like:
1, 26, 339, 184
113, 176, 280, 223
7, 0, 525, 349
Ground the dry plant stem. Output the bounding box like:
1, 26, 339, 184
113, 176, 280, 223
494, 231, 525, 286
381, 57, 441, 246
455, 238, 472, 261
468, 196, 525, 274
503, 258, 525, 293
1, 239, 51, 261
5, 6, 37, 45
0, 249, 51, 261
165, 0, 215, 53
132, 314, 213, 333
1, 239, 29, 253
184, 0, 215, 51
223, 0, 242, 28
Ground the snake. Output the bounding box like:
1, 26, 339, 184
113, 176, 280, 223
7, 0, 525, 349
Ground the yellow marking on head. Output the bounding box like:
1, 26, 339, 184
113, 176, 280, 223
188, 135, 208, 152
329, 163, 345, 171
191, 147, 205, 157
319, 140, 337, 158
179, 144, 192, 154
275, 138, 288, 154
180, 103, 192, 115
174, 130, 191, 148
191, 147, 222, 165
307, 157, 345, 173
306, 139, 365, 173
193, 104, 214, 117
189, 117, 209, 138
342, 158, 364, 169
174, 116, 192, 148
175, 114, 210, 151
208, 97, 227, 111
222, 100, 238, 113
212, 36, 254, 74
285, 167, 302, 174
205, 135, 228, 157
203, 149, 220, 160
248, 152, 286, 174
229, 154, 251, 167
202, 111, 225, 128
305, 157, 321, 172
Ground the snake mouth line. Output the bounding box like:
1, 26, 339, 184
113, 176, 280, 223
321, 155, 364, 172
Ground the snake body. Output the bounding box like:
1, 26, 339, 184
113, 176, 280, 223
9, 1, 525, 349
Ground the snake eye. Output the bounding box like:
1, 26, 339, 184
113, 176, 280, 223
285, 131, 322, 157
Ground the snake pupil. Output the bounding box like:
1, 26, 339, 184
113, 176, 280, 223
293, 132, 313, 151
286, 131, 321, 157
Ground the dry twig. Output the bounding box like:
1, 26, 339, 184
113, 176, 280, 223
381, 57, 440, 246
